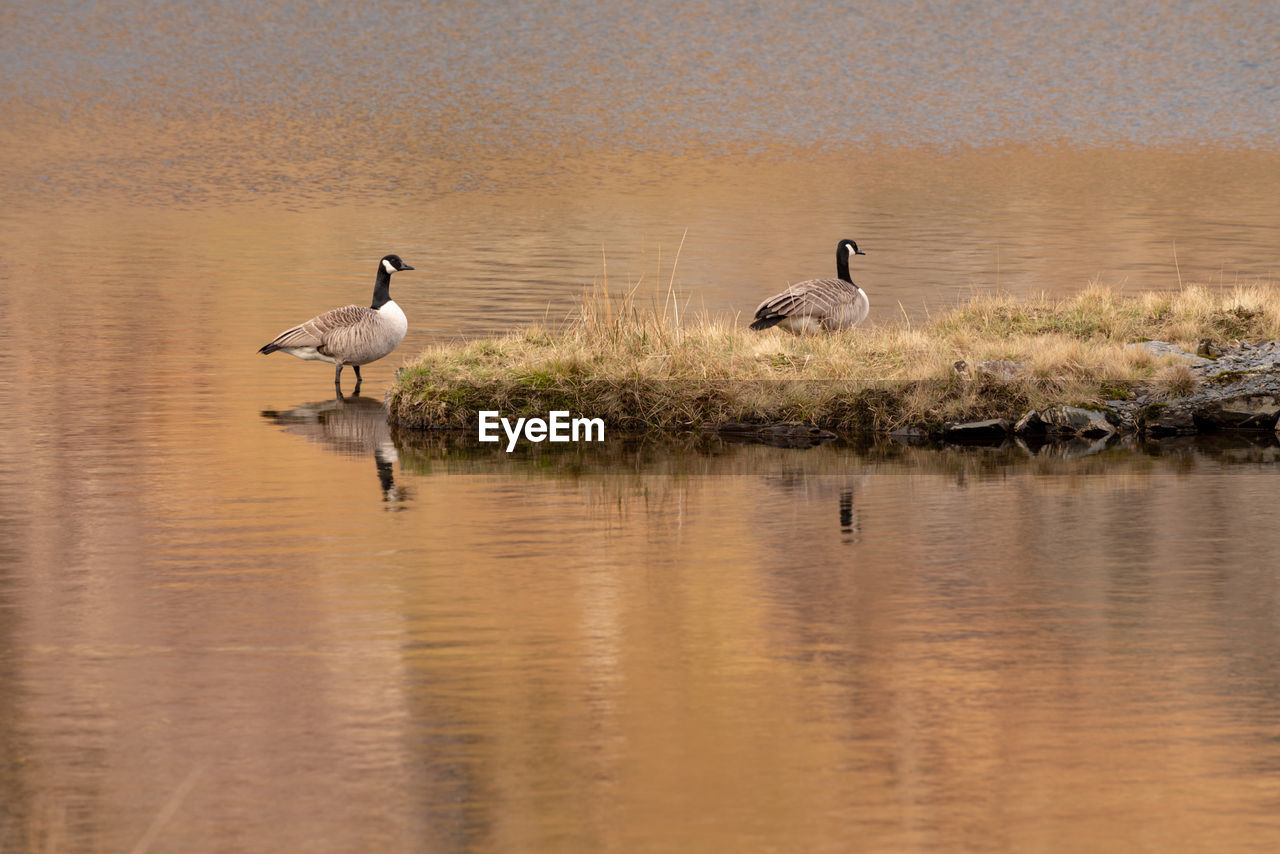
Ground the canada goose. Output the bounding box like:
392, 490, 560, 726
259, 254, 416, 389
750, 239, 869, 333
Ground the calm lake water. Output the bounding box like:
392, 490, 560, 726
4, 0, 1280, 851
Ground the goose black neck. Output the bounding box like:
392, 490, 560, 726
836, 248, 853, 282
371, 266, 392, 309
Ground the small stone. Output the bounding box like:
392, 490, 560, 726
974, 360, 1025, 381
943, 418, 1011, 440
719, 421, 837, 448
719, 421, 837, 441
1197, 339, 1223, 358
1039, 405, 1117, 437
762, 422, 838, 440
889, 425, 930, 445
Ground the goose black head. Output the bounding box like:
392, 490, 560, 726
834, 239, 865, 284
380, 254, 416, 275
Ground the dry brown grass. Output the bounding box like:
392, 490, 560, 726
1151, 363, 1201, 399
390, 279, 1280, 433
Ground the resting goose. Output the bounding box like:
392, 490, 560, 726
259, 254, 416, 389
750, 239, 869, 333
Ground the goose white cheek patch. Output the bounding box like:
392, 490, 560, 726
383, 259, 397, 274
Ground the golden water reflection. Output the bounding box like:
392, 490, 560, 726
4, 147, 1280, 346
9, 431, 1280, 851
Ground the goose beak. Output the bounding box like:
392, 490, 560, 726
400, 264, 415, 271
855, 248, 866, 255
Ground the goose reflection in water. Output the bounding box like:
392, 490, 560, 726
260, 392, 408, 507
839, 488, 860, 543
762, 472, 864, 547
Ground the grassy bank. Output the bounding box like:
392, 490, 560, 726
389, 282, 1280, 434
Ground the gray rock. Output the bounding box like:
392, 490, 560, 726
889, 425, 929, 441
1128, 340, 1215, 367
760, 422, 838, 440
1040, 405, 1117, 437
1197, 394, 1280, 430
719, 422, 838, 446
943, 418, 1011, 439
1103, 400, 1139, 428
1142, 402, 1198, 435
1129, 338, 1280, 434
1197, 339, 1224, 358
1013, 409, 1047, 435
1194, 340, 1280, 377
974, 360, 1025, 381
953, 360, 1026, 382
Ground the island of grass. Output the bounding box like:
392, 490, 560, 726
388, 283, 1280, 439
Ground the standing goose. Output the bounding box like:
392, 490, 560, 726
259, 254, 416, 389
750, 239, 869, 333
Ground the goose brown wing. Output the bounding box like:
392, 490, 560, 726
754, 278, 857, 320
266, 304, 373, 350
315, 306, 389, 361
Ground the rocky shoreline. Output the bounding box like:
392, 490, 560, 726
706, 339, 1280, 449
934, 339, 1280, 441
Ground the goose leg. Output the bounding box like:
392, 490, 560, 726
334, 363, 343, 388
353, 365, 362, 384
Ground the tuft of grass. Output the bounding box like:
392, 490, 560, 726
1152, 363, 1200, 399
390, 280, 1280, 433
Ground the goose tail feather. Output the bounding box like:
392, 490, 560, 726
749, 315, 784, 331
